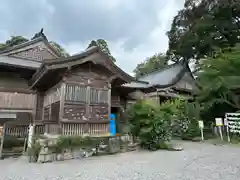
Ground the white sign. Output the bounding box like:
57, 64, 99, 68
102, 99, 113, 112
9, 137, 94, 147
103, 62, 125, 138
225, 113, 240, 134
0, 113, 16, 119
198, 120, 204, 129
215, 118, 223, 126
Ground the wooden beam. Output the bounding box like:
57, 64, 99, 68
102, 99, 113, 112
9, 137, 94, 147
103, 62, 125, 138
85, 85, 91, 134
32, 94, 38, 124
0, 87, 35, 94
108, 83, 111, 122
0, 109, 33, 113
58, 82, 66, 134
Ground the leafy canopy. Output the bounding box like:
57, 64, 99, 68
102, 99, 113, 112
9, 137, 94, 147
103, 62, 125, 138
167, 0, 240, 62
87, 39, 116, 62
133, 53, 168, 78
197, 46, 240, 110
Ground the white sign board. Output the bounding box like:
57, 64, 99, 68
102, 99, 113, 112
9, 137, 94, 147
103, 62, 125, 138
215, 118, 223, 126
226, 113, 240, 134
198, 120, 204, 129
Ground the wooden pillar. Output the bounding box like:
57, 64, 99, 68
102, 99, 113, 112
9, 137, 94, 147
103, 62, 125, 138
108, 83, 111, 122
0, 123, 6, 159
85, 84, 91, 135
59, 82, 66, 134
32, 92, 38, 124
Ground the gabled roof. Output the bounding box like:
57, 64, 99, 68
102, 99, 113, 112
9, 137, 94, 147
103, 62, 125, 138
30, 46, 134, 89
122, 60, 196, 92
0, 36, 62, 59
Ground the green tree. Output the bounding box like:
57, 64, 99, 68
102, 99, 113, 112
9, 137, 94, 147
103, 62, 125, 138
49, 41, 70, 57
133, 53, 168, 78
197, 46, 240, 111
5, 36, 29, 47
87, 39, 116, 62
0, 36, 28, 50
167, 0, 240, 63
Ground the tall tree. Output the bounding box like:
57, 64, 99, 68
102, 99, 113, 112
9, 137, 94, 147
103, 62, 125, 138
167, 0, 240, 63
133, 53, 168, 78
0, 36, 28, 50
49, 41, 70, 57
87, 39, 116, 62
197, 46, 240, 110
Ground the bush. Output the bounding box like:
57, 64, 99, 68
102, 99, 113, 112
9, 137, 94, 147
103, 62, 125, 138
49, 136, 94, 153
127, 99, 179, 150
3, 136, 25, 149
27, 137, 41, 162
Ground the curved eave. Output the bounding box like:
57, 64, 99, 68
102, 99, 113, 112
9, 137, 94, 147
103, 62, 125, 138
30, 46, 134, 89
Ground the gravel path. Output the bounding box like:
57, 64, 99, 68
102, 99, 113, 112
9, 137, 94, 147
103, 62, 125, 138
0, 141, 240, 180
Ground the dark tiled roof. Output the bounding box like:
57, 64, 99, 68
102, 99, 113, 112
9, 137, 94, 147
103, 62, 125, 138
122, 60, 194, 90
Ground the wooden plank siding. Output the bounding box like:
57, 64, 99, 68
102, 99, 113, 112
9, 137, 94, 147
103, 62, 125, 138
0, 91, 36, 110
62, 83, 109, 123
42, 83, 61, 123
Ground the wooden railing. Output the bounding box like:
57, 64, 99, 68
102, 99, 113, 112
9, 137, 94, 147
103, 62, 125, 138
62, 123, 85, 136
62, 123, 109, 136
0, 92, 36, 109
5, 124, 45, 138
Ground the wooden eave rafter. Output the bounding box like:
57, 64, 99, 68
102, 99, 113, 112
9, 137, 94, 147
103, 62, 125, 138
30, 46, 134, 88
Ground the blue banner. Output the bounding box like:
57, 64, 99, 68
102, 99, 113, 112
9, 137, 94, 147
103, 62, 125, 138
110, 114, 116, 136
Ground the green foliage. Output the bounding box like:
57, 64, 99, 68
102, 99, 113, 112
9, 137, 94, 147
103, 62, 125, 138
49, 41, 70, 57
49, 136, 93, 153
0, 36, 28, 50
127, 99, 182, 150
87, 39, 116, 62
167, 0, 240, 62
133, 53, 168, 78
197, 47, 240, 111
5, 36, 28, 47
27, 137, 41, 162
181, 102, 201, 139
3, 136, 25, 149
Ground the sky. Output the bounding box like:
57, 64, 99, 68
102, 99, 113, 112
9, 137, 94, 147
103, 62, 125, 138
0, 0, 184, 75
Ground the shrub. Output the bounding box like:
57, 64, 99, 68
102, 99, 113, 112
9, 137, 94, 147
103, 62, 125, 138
3, 136, 25, 149
27, 137, 42, 162
127, 99, 178, 150
49, 136, 94, 153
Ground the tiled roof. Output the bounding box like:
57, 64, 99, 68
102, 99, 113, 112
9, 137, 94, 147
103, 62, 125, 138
122, 61, 193, 90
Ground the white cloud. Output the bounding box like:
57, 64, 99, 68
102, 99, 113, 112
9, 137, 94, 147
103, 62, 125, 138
0, 0, 184, 75
63, 0, 183, 74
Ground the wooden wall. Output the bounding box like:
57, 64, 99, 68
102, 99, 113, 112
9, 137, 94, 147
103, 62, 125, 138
62, 64, 110, 123
0, 72, 29, 89
0, 72, 36, 123
55, 64, 110, 135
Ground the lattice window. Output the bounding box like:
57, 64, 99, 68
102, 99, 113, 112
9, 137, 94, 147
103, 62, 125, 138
65, 84, 87, 102
90, 88, 108, 104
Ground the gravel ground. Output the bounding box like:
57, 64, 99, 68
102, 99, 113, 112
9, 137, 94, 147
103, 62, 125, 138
0, 141, 240, 180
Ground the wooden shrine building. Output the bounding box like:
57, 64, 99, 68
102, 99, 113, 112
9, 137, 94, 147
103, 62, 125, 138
123, 60, 197, 104
0, 30, 196, 137
0, 31, 135, 136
